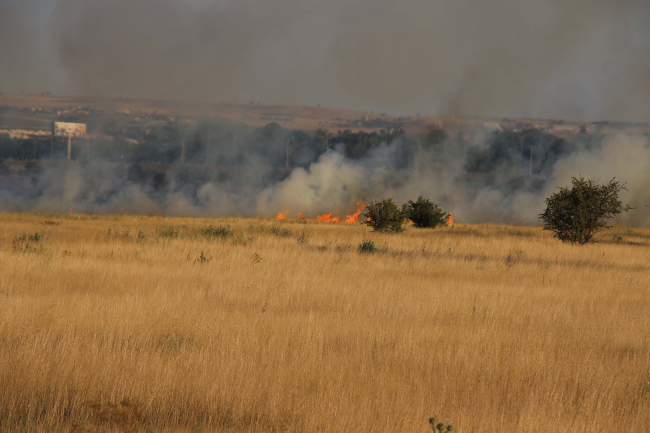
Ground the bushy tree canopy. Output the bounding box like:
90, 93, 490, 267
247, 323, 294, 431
402, 196, 448, 228
362, 198, 404, 233
539, 176, 631, 244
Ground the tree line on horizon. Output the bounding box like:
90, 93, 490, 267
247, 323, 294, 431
0, 116, 611, 178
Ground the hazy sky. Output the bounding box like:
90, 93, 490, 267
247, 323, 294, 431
2, 0, 650, 122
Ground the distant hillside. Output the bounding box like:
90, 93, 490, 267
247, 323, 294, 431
0, 94, 403, 134
1, 93, 648, 139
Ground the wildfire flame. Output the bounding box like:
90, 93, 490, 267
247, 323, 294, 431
317, 201, 365, 223
273, 201, 366, 224
275, 209, 290, 220
316, 212, 340, 223
447, 212, 453, 226
344, 201, 365, 223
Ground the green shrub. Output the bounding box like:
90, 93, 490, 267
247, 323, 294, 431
12, 232, 44, 254
429, 416, 453, 432
358, 239, 377, 253
14, 232, 43, 242
362, 198, 404, 233
198, 225, 233, 240
505, 249, 526, 266
269, 225, 293, 237
402, 196, 448, 228
195, 251, 210, 263
107, 228, 130, 239
539, 176, 632, 244
156, 227, 179, 238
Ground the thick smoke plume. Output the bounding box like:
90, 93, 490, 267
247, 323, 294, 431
259, 133, 650, 226
2, 0, 649, 223
2, 132, 648, 226
2, 0, 650, 121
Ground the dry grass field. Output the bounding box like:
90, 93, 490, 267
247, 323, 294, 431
0, 212, 649, 432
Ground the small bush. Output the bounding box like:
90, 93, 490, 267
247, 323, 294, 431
539, 176, 632, 244
335, 243, 351, 252
198, 225, 233, 240
362, 198, 404, 233
429, 416, 453, 432
14, 232, 43, 242
107, 228, 130, 239
12, 232, 44, 254
402, 196, 448, 228
358, 239, 377, 253
156, 227, 179, 238
232, 233, 255, 246
195, 251, 210, 263
270, 225, 293, 237
505, 249, 526, 266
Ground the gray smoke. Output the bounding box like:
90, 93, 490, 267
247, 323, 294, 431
546, 133, 650, 226
258, 133, 650, 225
2, 0, 650, 121
2, 0, 650, 224
0, 1, 68, 94
2, 132, 648, 226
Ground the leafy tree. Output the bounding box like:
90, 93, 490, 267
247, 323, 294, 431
17, 139, 37, 161
314, 129, 329, 152
402, 196, 448, 228
539, 176, 632, 244
362, 198, 404, 233
422, 127, 448, 150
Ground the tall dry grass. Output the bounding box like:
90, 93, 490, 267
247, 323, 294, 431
0, 212, 648, 432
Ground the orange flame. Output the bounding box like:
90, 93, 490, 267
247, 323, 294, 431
317, 201, 365, 223
275, 209, 290, 220
272, 202, 366, 223
316, 213, 342, 223
344, 201, 366, 223
447, 212, 453, 226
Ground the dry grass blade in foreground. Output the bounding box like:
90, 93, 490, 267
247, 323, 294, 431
0, 212, 648, 432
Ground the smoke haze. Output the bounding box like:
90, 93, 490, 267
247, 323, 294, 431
2, 0, 649, 225
259, 133, 650, 226
2, 0, 650, 121
2, 131, 648, 226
